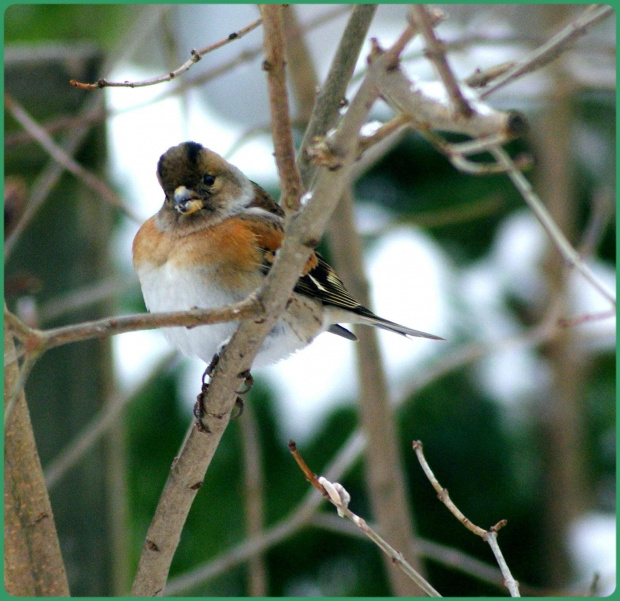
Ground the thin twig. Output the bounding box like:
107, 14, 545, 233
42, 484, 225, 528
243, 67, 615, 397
4, 94, 139, 222
357, 114, 412, 156
484, 529, 521, 598
490, 146, 615, 307
122, 6, 352, 120
410, 5, 473, 117
309, 512, 543, 595
413, 441, 520, 597
70, 17, 263, 90
420, 129, 533, 175
289, 442, 442, 597
479, 4, 614, 98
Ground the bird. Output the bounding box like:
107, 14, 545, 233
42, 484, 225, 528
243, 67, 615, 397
132, 141, 442, 380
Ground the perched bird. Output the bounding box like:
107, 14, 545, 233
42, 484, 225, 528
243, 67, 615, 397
132, 141, 442, 375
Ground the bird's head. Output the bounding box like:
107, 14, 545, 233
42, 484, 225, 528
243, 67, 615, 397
156, 142, 254, 224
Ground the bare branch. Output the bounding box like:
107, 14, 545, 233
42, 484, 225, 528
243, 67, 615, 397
413, 441, 521, 597
289, 441, 442, 597
70, 17, 263, 90
368, 42, 525, 138
260, 5, 303, 213
310, 513, 544, 595
409, 5, 473, 117
479, 4, 614, 98
489, 146, 616, 307
4, 308, 70, 595
298, 4, 377, 187
4, 94, 139, 222
5, 297, 262, 355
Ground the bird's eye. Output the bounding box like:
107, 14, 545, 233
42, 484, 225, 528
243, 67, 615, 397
203, 173, 215, 186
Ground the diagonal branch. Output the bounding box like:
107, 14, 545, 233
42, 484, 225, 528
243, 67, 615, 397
413, 441, 521, 597
489, 146, 615, 308
297, 4, 378, 187
479, 4, 614, 98
4, 94, 139, 221
409, 5, 473, 117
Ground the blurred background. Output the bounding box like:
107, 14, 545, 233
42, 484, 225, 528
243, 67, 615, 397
4, 4, 615, 596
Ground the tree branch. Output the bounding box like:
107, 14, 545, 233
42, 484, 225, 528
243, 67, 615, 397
289, 441, 442, 597
489, 146, 616, 307
413, 441, 521, 597
479, 4, 614, 98
4, 93, 139, 222
260, 5, 303, 213
409, 5, 473, 117
297, 4, 378, 187
69, 17, 263, 90
4, 304, 70, 596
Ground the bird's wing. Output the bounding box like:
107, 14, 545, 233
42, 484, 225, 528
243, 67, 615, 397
240, 188, 371, 316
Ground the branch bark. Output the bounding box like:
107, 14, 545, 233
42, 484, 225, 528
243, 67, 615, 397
4, 304, 70, 596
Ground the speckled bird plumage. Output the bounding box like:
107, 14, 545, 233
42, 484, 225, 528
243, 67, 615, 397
132, 141, 441, 369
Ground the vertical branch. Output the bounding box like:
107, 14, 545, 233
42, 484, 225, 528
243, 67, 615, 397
260, 4, 303, 213
4, 304, 70, 596
327, 188, 429, 596
529, 33, 587, 583
282, 5, 318, 125
238, 403, 268, 596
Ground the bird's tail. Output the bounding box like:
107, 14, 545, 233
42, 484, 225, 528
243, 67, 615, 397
362, 314, 444, 341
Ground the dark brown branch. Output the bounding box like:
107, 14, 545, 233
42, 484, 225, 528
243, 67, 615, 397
260, 5, 303, 213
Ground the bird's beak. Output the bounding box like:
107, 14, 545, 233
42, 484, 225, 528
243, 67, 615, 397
173, 186, 203, 215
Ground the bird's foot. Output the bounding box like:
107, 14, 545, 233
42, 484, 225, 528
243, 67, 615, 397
236, 369, 254, 395
194, 380, 212, 433
203, 353, 220, 382
194, 358, 249, 433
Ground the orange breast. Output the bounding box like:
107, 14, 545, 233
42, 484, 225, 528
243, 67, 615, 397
133, 216, 266, 291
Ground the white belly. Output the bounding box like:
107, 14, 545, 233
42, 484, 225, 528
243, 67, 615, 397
136, 263, 326, 368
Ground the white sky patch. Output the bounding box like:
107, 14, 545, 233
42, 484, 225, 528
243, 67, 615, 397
569, 512, 616, 596
113, 329, 172, 391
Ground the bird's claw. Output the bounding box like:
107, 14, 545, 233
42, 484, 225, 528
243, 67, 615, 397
194, 362, 250, 433
236, 369, 254, 394
194, 380, 212, 433
232, 396, 244, 419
